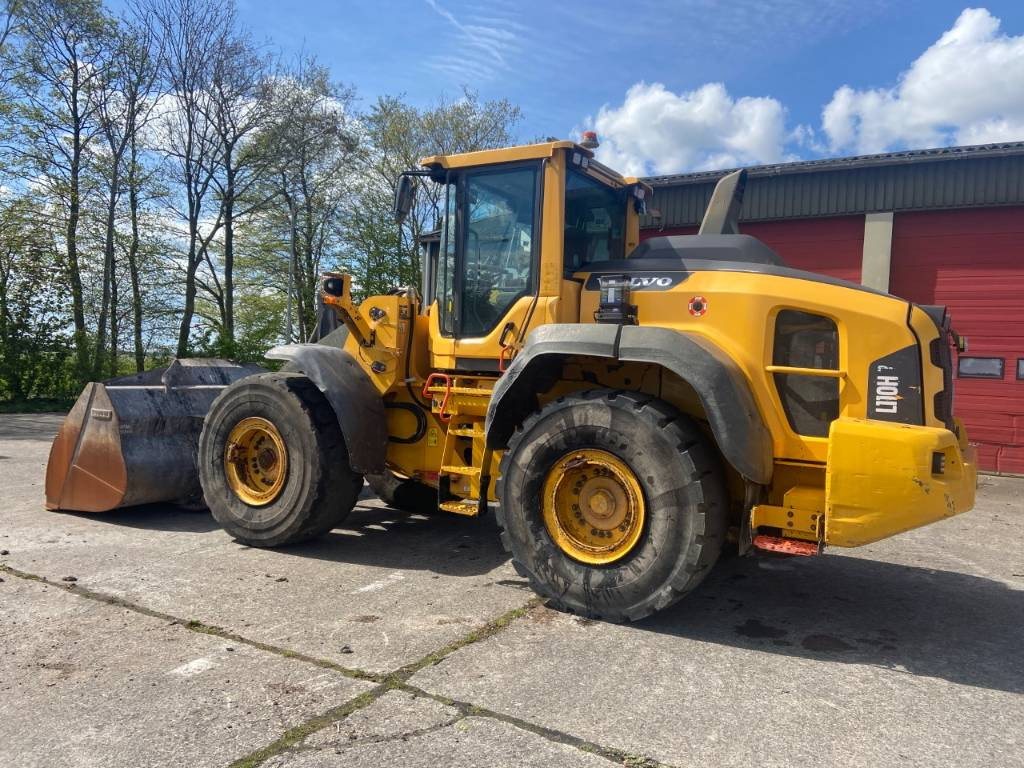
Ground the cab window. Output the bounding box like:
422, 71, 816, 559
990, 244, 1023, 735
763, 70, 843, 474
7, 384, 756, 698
563, 168, 626, 272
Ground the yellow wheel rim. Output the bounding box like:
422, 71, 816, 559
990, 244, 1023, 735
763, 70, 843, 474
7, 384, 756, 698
224, 417, 288, 506
541, 449, 645, 565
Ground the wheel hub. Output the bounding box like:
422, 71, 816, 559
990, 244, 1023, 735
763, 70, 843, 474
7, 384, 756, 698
224, 417, 288, 506
541, 449, 645, 565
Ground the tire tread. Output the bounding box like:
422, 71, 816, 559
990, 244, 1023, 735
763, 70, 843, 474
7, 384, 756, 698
495, 389, 727, 622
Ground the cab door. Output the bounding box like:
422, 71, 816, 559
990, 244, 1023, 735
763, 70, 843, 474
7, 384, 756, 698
429, 161, 544, 372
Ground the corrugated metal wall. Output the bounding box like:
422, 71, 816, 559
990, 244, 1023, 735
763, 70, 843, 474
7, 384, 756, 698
643, 154, 1024, 228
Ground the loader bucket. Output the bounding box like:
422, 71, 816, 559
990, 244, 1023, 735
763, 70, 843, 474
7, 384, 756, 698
45, 358, 264, 513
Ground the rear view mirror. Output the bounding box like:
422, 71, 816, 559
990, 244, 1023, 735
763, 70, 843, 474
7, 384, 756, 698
394, 174, 416, 224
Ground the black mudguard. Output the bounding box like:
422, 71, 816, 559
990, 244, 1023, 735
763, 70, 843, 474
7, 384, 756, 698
265, 343, 387, 475
484, 324, 773, 485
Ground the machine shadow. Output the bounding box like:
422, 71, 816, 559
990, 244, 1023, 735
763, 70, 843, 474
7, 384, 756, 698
53, 484, 389, 535
56, 504, 222, 533
278, 499, 512, 578
635, 552, 1024, 695
51, 485, 511, 578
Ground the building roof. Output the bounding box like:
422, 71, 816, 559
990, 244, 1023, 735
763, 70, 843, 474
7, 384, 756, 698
640, 142, 1024, 227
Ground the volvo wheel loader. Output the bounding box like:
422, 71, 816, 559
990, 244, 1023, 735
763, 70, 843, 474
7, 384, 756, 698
46, 139, 977, 622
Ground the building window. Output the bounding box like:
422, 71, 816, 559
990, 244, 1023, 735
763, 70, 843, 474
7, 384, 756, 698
957, 356, 1004, 379
771, 310, 840, 437
1017, 359, 1024, 380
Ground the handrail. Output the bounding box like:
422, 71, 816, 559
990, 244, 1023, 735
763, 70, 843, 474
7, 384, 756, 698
765, 365, 846, 379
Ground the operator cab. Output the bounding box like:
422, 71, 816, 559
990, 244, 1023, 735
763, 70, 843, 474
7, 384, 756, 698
401, 140, 649, 372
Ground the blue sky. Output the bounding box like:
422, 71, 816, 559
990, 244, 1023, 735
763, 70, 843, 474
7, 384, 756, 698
236, 0, 1024, 174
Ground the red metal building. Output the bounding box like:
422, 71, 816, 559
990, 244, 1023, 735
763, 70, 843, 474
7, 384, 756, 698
641, 143, 1024, 473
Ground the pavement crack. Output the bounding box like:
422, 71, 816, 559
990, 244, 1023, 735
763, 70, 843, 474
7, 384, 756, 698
288, 712, 467, 753
0, 564, 382, 684
384, 597, 542, 683
397, 683, 676, 768
229, 685, 391, 768
227, 599, 542, 767
2, 566, 670, 768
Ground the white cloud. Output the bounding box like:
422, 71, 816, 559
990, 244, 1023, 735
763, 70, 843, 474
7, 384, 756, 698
823, 8, 1024, 153
587, 82, 788, 176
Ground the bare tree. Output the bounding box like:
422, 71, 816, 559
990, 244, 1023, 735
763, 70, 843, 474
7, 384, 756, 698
93, 10, 161, 376
0, 2, 21, 185
245, 59, 357, 341
148, 0, 231, 358
195, 27, 272, 353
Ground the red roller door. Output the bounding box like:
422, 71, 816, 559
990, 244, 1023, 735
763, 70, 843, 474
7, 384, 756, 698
890, 206, 1024, 474
644, 216, 864, 282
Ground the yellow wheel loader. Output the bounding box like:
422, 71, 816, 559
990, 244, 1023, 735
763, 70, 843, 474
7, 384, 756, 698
46, 139, 977, 622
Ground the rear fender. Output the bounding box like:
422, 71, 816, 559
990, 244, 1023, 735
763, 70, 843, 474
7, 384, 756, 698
485, 324, 773, 485
265, 344, 387, 474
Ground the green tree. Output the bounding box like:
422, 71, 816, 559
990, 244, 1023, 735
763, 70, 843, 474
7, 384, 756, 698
13, 0, 113, 382
344, 90, 523, 299
0, 198, 71, 401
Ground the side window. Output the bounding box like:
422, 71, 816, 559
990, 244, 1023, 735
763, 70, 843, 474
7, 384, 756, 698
461, 166, 537, 337
772, 310, 840, 437
438, 182, 457, 335
563, 168, 626, 272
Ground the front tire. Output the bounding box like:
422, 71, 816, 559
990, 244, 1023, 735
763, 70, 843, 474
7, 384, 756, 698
496, 390, 727, 622
199, 372, 362, 547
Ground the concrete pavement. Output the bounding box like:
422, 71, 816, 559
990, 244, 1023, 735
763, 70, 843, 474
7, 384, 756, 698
1, 413, 1021, 767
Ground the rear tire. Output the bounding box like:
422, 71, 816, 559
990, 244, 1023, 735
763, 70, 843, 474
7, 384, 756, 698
199, 372, 362, 547
366, 471, 438, 514
496, 390, 727, 622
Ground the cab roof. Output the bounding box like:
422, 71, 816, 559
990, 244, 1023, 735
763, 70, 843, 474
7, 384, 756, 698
419, 140, 650, 192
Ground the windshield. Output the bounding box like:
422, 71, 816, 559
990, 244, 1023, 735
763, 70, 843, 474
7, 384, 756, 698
563, 168, 627, 271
